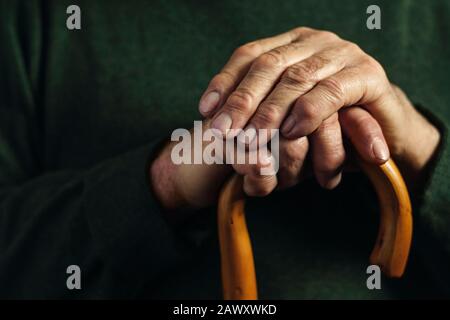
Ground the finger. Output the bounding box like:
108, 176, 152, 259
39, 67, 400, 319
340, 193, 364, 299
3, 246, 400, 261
199, 27, 311, 116
210, 29, 336, 136
233, 149, 278, 197
339, 107, 390, 164
242, 44, 353, 145
243, 173, 278, 197
281, 60, 395, 139
310, 113, 346, 189
276, 136, 309, 190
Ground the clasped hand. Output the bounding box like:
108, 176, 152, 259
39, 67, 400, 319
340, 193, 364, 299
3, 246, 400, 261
152, 27, 440, 216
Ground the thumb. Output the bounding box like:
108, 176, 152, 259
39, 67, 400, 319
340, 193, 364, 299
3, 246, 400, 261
339, 107, 390, 165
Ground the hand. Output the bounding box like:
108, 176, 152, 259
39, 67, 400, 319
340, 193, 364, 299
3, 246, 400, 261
199, 27, 440, 190
150, 121, 231, 219
151, 114, 315, 224
149, 120, 310, 219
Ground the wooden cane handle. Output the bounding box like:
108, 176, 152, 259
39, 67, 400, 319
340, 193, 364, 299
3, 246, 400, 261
217, 158, 412, 300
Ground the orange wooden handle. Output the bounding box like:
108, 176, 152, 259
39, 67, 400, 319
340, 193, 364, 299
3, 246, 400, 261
217, 158, 412, 300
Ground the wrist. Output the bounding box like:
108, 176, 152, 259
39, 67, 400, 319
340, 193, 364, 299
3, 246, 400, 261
150, 139, 233, 222
150, 142, 187, 213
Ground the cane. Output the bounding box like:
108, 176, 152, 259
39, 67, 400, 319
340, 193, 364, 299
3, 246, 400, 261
217, 158, 412, 300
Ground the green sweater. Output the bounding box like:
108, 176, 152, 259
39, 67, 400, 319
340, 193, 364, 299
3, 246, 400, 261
0, 0, 449, 299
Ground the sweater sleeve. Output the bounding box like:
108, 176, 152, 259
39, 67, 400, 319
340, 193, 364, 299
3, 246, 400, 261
409, 100, 450, 296
0, 140, 203, 299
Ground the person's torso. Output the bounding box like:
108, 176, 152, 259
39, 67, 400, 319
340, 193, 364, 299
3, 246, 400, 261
30, 0, 443, 298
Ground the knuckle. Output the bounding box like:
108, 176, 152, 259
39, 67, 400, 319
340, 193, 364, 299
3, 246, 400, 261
312, 54, 332, 70
252, 102, 281, 127
254, 50, 285, 69
233, 42, 262, 58
297, 97, 320, 121
209, 71, 233, 90
244, 67, 273, 85
291, 26, 314, 38
294, 26, 311, 33
342, 41, 362, 53
281, 63, 316, 89
225, 89, 254, 114
319, 77, 345, 101
318, 30, 340, 41
363, 56, 384, 74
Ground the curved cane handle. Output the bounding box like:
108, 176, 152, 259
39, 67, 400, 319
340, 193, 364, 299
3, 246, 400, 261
217, 158, 412, 300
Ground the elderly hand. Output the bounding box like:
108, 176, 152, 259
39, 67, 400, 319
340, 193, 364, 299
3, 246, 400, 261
199, 27, 440, 191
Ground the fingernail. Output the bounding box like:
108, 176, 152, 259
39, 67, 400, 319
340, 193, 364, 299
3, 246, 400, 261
372, 138, 390, 162
199, 91, 220, 114
281, 115, 296, 135
211, 113, 232, 135
238, 125, 257, 145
